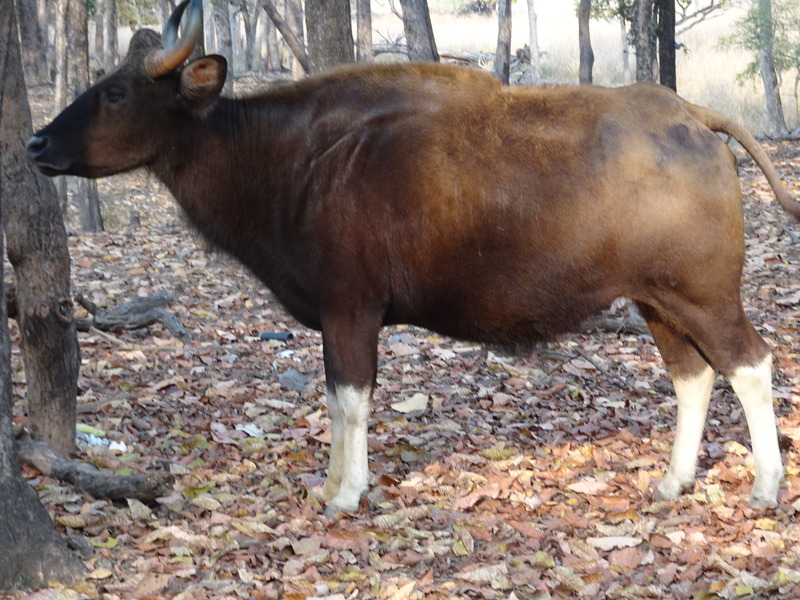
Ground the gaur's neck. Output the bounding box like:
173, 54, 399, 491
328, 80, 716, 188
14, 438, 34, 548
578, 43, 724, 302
145, 94, 323, 326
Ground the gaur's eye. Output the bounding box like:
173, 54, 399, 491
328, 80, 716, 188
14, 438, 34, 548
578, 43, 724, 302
104, 87, 126, 104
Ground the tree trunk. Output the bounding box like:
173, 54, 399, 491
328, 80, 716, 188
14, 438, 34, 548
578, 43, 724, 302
240, 0, 260, 72
755, 0, 787, 135
398, 0, 439, 62
526, 0, 541, 83
259, 0, 307, 74
264, 9, 279, 71
0, 4, 85, 588
656, 0, 676, 91
305, 0, 354, 74
493, 0, 511, 84
70, 0, 105, 233
578, 0, 593, 84
213, 0, 233, 93
53, 0, 69, 212
103, 0, 118, 68
285, 0, 304, 78
356, 0, 373, 62
633, 0, 656, 82
620, 16, 631, 84
37, 0, 49, 72
6, 0, 81, 456
15, 0, 50, 85
94, 0, 105, 70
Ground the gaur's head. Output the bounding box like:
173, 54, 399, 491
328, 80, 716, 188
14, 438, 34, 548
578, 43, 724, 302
27, 0, 226, 179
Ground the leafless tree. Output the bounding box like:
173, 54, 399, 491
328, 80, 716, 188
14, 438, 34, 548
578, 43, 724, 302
494, 0, 511, 84
0, 4, 84, 587
755, 0, 787, 134
398, 0, 438, 62
578, 0, 593, 84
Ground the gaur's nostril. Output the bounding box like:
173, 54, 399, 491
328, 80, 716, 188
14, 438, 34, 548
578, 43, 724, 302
26, 135, 50, 159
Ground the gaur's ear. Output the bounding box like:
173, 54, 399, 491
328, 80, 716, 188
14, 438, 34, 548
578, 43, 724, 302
179, 55, 227, 111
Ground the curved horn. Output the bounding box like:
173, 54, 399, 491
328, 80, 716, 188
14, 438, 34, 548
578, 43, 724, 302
145, 0, 202, 78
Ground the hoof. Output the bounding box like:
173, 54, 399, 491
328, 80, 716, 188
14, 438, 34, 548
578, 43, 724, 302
653, 476, 692, 502
314, 479, 340, 504
322, 484, 367, 518
323, 497, 362, 519
747, 495, 778, 510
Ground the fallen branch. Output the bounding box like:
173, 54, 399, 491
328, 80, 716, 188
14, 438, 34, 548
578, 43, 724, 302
16, 432, 174, 503
76, 292, 190, 342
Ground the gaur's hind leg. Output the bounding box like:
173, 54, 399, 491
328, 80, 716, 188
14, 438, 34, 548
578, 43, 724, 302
639, 300, 782, 508
638, 304, 715, 501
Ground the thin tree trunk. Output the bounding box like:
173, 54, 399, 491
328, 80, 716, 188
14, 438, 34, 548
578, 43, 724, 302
578, 0, 593, 84
620, 16, 631, 84
259, 0, 308, 73
633, 0, 656, 82
526, 0, 541, 83
0, 12, 83, 583
95, 0, 105, 70
756, 0, 787, 135
15, 0, 50, 84
8, 0, 82, 455
656, 0, 676, 90
494, 0, 511, 84
398, 0, 439, 62
103, 0, 118, 67
240, 0, 259, 72
70, 0, 104, 233
213, 0, 233, 93
285, 0, 304, 78
53, 0, 69, 212
305, 0, 353, 74
203, 0, 214, 50
264, 9, 279, 71
356, 0, 373, 62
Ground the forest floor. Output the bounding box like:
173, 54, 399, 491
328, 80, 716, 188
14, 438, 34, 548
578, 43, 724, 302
5, 85, 800, 600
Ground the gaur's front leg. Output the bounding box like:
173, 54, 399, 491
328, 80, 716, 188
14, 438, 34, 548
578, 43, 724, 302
318, 309, 380, 516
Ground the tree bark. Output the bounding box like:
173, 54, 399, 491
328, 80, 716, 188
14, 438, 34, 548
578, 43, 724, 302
94, 0, 105, 70
620, 16, 631, 84
398, 0, 439, 62
578, 0, 593, 84
633, 0, 656, 82
15, 0, 50, 85
264, 8, 279, 71
17, 434, 175, 503
656, 0, 676, 91
3, 0, 80, 458
0, 4, 84, 588
103, 0, 118, 68
70, 0, 105, 233
305, 0, 354, 74
526, 0, 541, 83
493, 0, 511, 84
53, 0, 69, 211
240, 0, 260, 72
37, 0, 49, 71
284, 0, 304, 78
259, 0, 308, 74
755, 0, 787, 135
356, 0, 373, 62
212, 0, 233, 93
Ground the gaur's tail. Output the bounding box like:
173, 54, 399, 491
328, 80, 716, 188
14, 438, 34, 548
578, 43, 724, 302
688, 104, 800, 221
